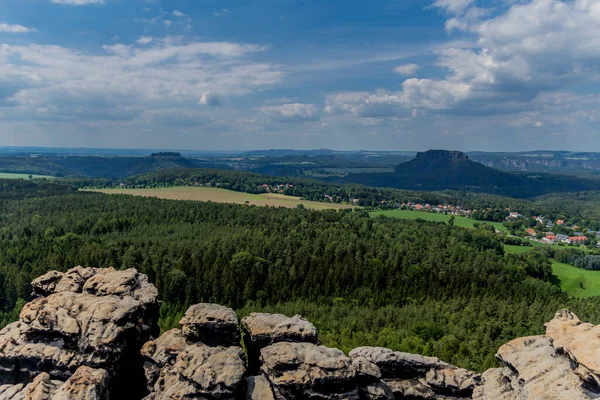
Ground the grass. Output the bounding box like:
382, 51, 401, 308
504, 245, 535, 254
0, 173, 54, 180
84, 187, 356, 210
370, 209, 507, 232
551, 261, 600, 298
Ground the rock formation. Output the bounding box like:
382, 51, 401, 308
141, 303, 247, 399
0, 266, 158, 399
5, 268, 600, 400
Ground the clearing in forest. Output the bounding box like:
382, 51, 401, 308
85, 187, 355, 210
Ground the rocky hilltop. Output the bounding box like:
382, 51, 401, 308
1, 268, 600, 399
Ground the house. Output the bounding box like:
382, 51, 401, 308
556, 220, 565, 226
546, 222, 554, 228
545, 232, 557, 242
570, 236, 588, 244
574, 232, 584, 237
535, 216, 545, 224
526, 228, 537, 237
507, 212, 523, 220
415, 204, 423, 210
541, 238, 554, 244
352, 199, 360, 205
556, 234, 570, 243
571, 225, 580, 231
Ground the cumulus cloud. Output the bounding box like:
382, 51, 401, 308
0, 24, 35, 33
431, 0, 473, 15
199, 92, 220, 106
0, 38, 282, 123
328, 0, 600, 121
136, 36, 153, 45
51, 0, 104, 4
393, 63, 420, 76
172, 10, 186, 17
260, 103, 320, 123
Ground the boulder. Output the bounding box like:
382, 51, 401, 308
0, 366, 109, 400
472, 335, 592, 400
245, 375, 276, 400
0, 267, 158, 400
545, 309, 600, 391
241, 312, 318, 373
260, 341, 359, 399
179, 303, 240, 346
150, 343, 246, 399
141, 328, 189, 391
349, 347, 480, 399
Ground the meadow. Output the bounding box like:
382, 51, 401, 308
551, 261, 600, 298
370, 209, 507, 232
85, 187, 355, 210
0, 173, 54, 180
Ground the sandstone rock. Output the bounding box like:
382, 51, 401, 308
349, 347, 445, 380
245, 375, 276, 400
179, 303, 240, 346
141, 328, 189, 391
545, 309, 600, 391
473, 335, 592, 400
260, 341, 359, 399
0, 366, 109, 400
0, 267, 158, 400
425, 366, 480, 396
31, 271, 64, 298
241, 312, 317, 373
150, 343, 246, 399
385, 378, 436, 399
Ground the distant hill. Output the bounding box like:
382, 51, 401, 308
336, 150, 600, 198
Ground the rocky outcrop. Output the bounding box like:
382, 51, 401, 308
241, 312, 318, 373
0, 366, 109, 400
9, 268, 600, 400
0, 266, 158, 399
349, 347, 479, 399
141, 304, 247, 399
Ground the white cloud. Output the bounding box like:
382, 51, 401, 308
431, 0, 473, 15
172, 10, 186, 17
136, 36, 153, 45
260, 103, 320, 123
393, 63, 420, 76
534, 121, 544, 127
0, 38, 282, 124
199, 92, 220, 106
163, 20, 172, 28
50, 0, 104, 4
0, 24, 35, 33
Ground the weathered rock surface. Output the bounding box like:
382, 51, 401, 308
180, 303, 240, 346
260, 341, 360, 399
142, 303, 247, 399
0, 266, 158, 399
0, 366, 109, 400
13, 268, 600, 400
241, 312, 318, 373
349, 346, 479, 398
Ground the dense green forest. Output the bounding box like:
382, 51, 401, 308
1, 179, 600, 371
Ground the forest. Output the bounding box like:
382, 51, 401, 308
1, 179, 600, 372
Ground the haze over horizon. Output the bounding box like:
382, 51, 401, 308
1, 0, 600, 151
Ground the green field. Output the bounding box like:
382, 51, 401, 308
85, 187, 355, 210
504, 245, 535, 254
370, 209, 507, 232
0, 173, 54, 180
551, 261, 600, 298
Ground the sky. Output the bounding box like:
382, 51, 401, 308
0, 0, 599, 151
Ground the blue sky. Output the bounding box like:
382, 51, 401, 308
0, 0, 599, 151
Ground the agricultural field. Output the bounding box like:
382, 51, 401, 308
551, 261, 600, 298
370, 209, 507, 232
85, 187, 355, 210
0, 173, 54, 180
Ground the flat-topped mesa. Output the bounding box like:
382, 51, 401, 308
0, 266, 159, 400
